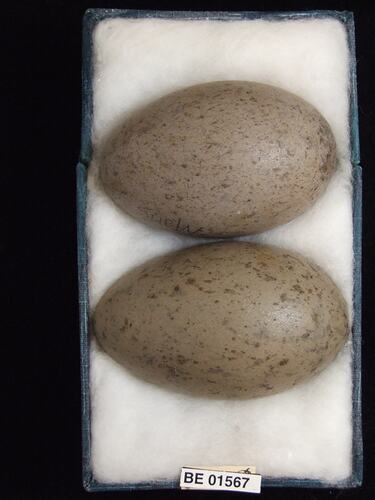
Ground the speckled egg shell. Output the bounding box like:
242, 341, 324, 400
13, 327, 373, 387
93, 242, 348, 399
99, 81, 336, 237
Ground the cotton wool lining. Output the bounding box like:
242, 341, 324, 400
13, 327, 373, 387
87, 17, 353, 484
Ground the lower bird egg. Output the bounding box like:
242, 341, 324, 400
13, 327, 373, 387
93, 242, 348, 399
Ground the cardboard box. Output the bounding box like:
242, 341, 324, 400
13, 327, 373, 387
77, 8, 362, 491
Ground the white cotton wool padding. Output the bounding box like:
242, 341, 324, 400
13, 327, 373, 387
87, 17, 354, 484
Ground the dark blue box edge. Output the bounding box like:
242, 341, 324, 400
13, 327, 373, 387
76, 9, 363, 492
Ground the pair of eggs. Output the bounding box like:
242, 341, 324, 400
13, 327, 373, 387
93, 81, 348, 399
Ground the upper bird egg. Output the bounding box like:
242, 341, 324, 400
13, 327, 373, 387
99, 81, 336, 237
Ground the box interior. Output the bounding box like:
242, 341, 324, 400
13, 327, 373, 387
85, 14, 356, 486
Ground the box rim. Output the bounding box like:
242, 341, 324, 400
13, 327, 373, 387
77, 8, 363, 491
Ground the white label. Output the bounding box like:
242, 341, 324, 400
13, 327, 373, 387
180, 467, 261, 493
